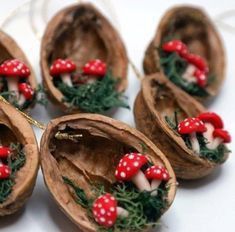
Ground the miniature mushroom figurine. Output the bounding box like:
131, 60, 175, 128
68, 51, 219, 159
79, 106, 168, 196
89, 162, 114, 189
82, 59, 107, 77
198, 112, 224, 149
0, 146, 11, 159
92, 193, 128, 228
210, 129, 231, 149
0, 163, 11, 179
145, 165, 170, 196
115, 153, 151, 192
178, 117, 207, 154
162, 40, 188, 57
18, 83, 34, 106
50, 59, 76, 87
0, 59, 30, 99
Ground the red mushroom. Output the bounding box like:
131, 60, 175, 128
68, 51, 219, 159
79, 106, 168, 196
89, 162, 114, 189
178, 117, 207, 154
193, 69, 207, 87
162, 40, 188, 57
92, 193, 128, 228
145, 165, 170, 196
50, 59, 76, 87
211, 129, 231, 149
198, 112, 224, 149
18, 83, 34, 106
0, 163, 11, 179
0, 59, 30, 99
82, 59, 106, 77
0, 146, 11, 159
115, 153, 151, 191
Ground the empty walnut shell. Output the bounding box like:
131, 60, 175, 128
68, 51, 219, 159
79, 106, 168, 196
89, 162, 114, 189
134, 73, 229, 180
0, 30, 37, 110
143, 5, 225, 102
40, 114, 176, 231
40, 3, 128, 113
0, 100, 39, 216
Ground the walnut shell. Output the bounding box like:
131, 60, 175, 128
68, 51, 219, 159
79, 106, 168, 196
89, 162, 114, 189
40, 3, 128, 113
143, 5, 225, 102
134, 73, 229, 179
40, 114, 177, 231
0, 101, 39, 216
0, 30, 37, 110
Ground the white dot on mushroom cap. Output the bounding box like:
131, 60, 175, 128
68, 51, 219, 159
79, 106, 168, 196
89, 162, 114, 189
110, 207, 115, 212
100, 217, 106, 223
127, 167, 130, 171
157, 170, 161, 174
120, 172, 126, 178
163, 174, 168, 179
133, 161, 139, 167
128, 154, 134, 159
7, 63, 11, 66
5, 169, 9, 173
85, 63, 90, 68
67, 64, 71, 68
185, 122, 189, 126
110, 197, 115, 201
98, 204, 102, 208
104, 199, 109, 203
100, 209, 106, 215
123, 162, 127, 166
195, 122, 199, 126
91, 66, 95, 71
13, 68, 17, 72
176, 44, 182, 50
61, 60, 65, 64
4, 68, 8, 71
107, 212, 111, 216
108, 221, 113, 225
22, 70, 25, 74
56, 64, 60, 68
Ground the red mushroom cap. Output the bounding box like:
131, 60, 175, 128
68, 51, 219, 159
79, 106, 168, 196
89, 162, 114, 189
82, 59, 107, 77
115, 153, 148, 181
162, 40, 188, 57
193, 69, 207, 88
178, 117, 207, 134
198, 112, 224, 129
50, 59, 76, 76
145, 165, 170, 181
184, 53, 209, 73
92, 193, 117, 228
213, 129, 231, 143
0, 59, 30, 78
18, 83, 34, 100
0, 146, 11, 159
0, 164, 11, 179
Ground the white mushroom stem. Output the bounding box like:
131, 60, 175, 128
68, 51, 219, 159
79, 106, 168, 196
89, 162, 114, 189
190, 132, 200, 154
117, 207, 129, 218
210, 137, 223, 150
61, 73, 73, 87
131, 170, 151, 192
182, 64, 197, 83
150, 179, 161, 197
203, 123, 215, 149
18, 94, 26, 106
7, 77, 19, 99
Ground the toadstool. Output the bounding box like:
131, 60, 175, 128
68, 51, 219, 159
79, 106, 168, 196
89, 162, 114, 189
198, 112, 223, 149
0, 163, 11, 179
50, 59, 76, 87
0, 146, 11, 159
162, 40, 188, 57
115, 153, 151, 191
178, 117, 207, 154
82, 59, 107, 77
18, 83, 34, 106
211, 129, 231, 149
0, 59, 30, 99
145, 165, 170, 196
92, 193, 128, 228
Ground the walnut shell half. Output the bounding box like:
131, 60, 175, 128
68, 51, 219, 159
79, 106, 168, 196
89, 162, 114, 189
134, 73, 229, 179
40, 3, 128, 113
0, 30, 37, 110
40, 114, 176, 231
143, 5, 225, 102
0, 101, 39, 216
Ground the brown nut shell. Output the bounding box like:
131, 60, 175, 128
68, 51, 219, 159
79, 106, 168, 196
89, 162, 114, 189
134, 73, 229, 180
40, 114, 176, 231
40, 3, 128, 113
0, 101, 39, 216
143, 5, 225, 102
0, 30, 37, 110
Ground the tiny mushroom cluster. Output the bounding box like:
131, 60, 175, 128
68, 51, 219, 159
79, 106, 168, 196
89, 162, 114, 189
50, 58, 107, 86
0, 59, 34, 106
177, 112, 231, 154
0, 145, 11, 179
163, 39, 208, 87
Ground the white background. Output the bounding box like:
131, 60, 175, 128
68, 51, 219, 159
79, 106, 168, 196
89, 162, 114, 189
0, 0, 235, 231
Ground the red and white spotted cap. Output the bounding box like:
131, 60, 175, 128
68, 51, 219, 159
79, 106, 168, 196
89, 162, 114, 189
92, 193, 117, 228
0, 146, 11, 159
145, 165, 170, 181
0, 59, 30, 78
82, 59, 106, 77
115, 153, 148, 181
162, 40, 188, 57
50, 59, 76, 76
18, 83, 34, 100
178, 117, 207, 135
0, 163, 11, 179
193, 69, 207, 88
